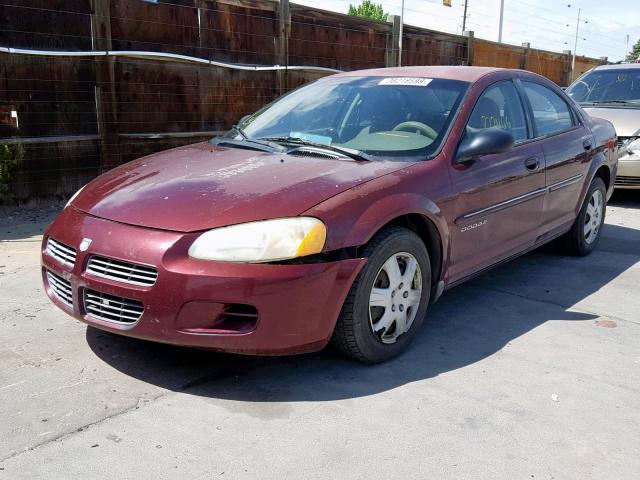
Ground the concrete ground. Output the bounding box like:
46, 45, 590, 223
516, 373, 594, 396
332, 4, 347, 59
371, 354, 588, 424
1, 191, 639, 480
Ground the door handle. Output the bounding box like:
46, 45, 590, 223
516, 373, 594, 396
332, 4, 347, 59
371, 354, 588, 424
583, 139, 593, 150
524, 156, 539, 171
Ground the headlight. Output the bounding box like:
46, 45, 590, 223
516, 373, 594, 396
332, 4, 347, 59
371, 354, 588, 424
188, 217, 327, 263
65, 185, 85, 208
625, 138, 640, 155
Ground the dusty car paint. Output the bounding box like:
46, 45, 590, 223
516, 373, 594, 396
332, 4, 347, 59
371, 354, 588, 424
72, 144, 411, 232
42, 66, 617, 355
583, 107, 640, 137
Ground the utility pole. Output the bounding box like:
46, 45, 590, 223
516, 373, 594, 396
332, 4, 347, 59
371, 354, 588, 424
625, 34, 630, 60
498, 0, 504, 43
398, 0, 404, 66
571, 7, 581, 82
462, 0, 468, 33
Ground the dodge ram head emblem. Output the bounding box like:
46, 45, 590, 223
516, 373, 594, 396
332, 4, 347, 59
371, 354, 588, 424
79, 238, 92, 252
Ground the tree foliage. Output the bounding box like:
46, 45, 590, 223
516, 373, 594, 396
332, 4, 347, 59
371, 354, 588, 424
348, 0, 388, 22
626, 38, 640, 62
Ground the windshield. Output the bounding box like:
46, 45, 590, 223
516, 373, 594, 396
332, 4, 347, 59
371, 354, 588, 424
230, 76, 469, 160
567, 69, 640, 106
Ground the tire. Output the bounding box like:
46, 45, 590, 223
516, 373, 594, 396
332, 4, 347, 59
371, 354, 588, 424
561, 177, 606, 256
331, 227, 431, 363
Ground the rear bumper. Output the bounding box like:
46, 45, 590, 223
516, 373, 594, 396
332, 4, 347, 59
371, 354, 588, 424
41, 207, 365, 355
615, 154, 640, 189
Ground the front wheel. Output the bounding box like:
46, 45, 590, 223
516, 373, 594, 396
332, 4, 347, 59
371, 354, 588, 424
562, 177, 606, 256
331, 227, 431, 363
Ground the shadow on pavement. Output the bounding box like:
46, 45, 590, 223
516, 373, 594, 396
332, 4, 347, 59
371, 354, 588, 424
609, 189, 640, 208
85, 218, 639, 402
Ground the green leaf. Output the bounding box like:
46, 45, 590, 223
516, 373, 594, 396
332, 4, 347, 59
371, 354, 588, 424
347, 0, 389, 22
626, 38, 640, 62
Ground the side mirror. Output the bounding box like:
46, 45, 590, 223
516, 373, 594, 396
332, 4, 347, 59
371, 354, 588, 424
456, 128, 515, 164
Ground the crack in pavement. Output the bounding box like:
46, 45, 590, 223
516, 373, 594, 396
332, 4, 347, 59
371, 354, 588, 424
0, 392, 169, 464
0, 364, 234, 464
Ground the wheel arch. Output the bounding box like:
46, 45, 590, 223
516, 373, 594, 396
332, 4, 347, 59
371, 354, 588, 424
575, 153, 612, 214
594, 164, 611, 191
370, 213, 444, 303
308, 186, 450, 300
324, 192, 449, 298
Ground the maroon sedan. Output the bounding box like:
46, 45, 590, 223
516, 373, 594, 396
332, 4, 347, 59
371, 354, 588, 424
42, 66, 617, 363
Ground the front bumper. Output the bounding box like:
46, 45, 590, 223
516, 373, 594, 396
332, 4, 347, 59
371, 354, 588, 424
41, 208, 365, 355
615, 152, 640, 189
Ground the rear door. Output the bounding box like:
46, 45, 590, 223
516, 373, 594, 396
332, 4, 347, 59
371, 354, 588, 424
518, 80, 594, 234
447, 80, 545, 284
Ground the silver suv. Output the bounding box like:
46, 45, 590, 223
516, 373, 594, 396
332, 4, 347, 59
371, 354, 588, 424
567, 63, 640, 189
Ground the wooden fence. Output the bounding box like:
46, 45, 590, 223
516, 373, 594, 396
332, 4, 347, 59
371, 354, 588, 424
0, 0, 605, 205
471, 37, 602, 86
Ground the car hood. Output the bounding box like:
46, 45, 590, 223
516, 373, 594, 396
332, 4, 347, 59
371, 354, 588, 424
582, 106, 640, 137
73, 142, 408, 232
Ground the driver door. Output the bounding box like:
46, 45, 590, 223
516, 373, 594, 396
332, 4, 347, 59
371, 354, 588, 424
447, 80, 546, 284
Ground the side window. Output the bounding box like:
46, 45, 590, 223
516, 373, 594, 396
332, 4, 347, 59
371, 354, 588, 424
467, 81, 528, 142
522, 81, 575, 137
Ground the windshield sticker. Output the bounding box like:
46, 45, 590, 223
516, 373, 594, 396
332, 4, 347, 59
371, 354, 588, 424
378, 77, 432, 87
290, 131, 333, 145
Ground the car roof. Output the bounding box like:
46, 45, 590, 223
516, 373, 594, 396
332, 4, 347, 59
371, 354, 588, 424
333, 65, 505, 82
590, 63, 640, 71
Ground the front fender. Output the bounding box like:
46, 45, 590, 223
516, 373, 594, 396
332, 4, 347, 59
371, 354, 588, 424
341, 192, 447, 249
304, 165, 452, 282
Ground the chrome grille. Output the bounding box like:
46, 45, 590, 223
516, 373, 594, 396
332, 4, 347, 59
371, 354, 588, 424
46, 270, 73, 308
617, 137, 629, 150
45, 237, 77, 268
615, 176, 640, 186
86, 255, 158, 287
84, 289, 144, 324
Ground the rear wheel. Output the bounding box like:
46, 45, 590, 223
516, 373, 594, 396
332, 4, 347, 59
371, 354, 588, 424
562, 177, 606, 256
331, 227, 431, 363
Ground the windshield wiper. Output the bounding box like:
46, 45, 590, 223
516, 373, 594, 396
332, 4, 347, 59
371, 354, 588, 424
210, 126, 286, 153
259, 136, 373, 161
583, 100, 636, 105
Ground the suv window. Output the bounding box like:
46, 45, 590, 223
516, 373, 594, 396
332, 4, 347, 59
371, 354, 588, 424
467, 81, 528, 142
522, 81, 575, 137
